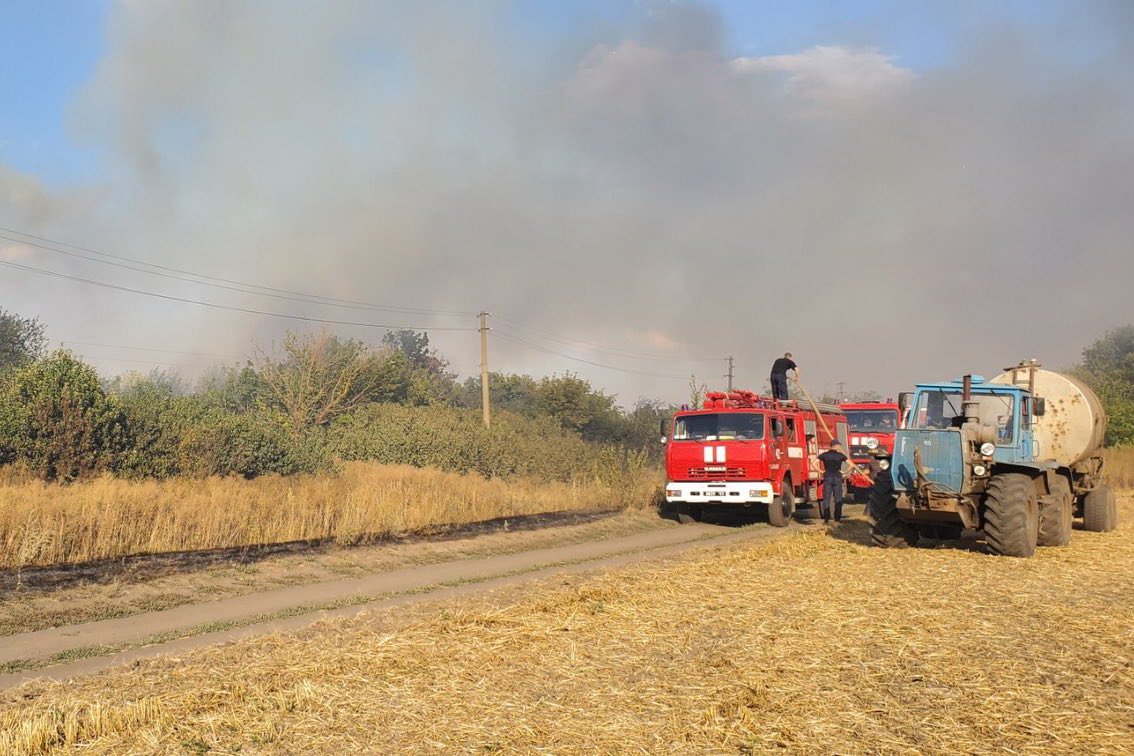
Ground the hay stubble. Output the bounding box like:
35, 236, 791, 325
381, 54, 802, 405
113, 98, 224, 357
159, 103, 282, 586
2, 505, 1132, 754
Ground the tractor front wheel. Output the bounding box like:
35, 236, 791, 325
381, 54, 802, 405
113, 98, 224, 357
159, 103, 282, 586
869, 477, 918, 548
983, 473, 1039, 557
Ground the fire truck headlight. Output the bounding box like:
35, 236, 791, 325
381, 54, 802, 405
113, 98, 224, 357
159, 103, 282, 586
973, 464, 988, 477
865, 437, 879, 450
749, 490, 759, 497
666, 489, 680, 498
979, 442, 996, 457
878, 459, 890, 471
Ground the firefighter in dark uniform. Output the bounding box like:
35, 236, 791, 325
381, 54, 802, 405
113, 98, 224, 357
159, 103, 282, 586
817, 439, 848, 523
769, 353, 798, 401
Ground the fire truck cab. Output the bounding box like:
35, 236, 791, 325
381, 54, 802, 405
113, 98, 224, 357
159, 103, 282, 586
840, 401, 901, 496
663, 390, 849, 526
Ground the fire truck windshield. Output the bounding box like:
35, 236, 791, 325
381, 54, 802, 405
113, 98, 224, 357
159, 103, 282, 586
673, 413, 764, 441
845, 409, 898, 432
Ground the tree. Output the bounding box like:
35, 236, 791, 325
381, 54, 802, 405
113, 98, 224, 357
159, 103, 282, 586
1076, 326, 1134, 445
536, 373, 621, 441
197, 363, 268, 413
0, 350, 126, 481
257, 331, 390, 434
0, 307, 46, 373
688, 375, 707, 409
381, 329, 449, 374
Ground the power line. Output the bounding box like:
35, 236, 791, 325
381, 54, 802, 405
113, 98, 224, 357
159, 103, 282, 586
0, 259, 477, 333
493, 331, 690, 380
0, 226, 474, 317
492, 316, 721, 363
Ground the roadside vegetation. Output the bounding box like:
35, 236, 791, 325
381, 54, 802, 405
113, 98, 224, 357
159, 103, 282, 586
0, 461, 658, 571
0, 308, 669, 569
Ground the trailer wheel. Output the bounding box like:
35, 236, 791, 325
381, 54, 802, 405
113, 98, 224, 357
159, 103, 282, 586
1082, 483, 1118, 532
983, 473, 1039, 557
768, 484, 794, 528
869, 478, 918, 548
1038, 475, 1073, 547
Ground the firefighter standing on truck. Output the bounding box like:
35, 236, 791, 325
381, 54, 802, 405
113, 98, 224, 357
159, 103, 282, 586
818, 439, 848, 523
769, 353, 798, 401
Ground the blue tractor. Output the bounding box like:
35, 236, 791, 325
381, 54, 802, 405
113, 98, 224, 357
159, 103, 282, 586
870, 361, 1115, 557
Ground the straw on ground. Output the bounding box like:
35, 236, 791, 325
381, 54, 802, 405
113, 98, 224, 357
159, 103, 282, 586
2, 499, 1131, 754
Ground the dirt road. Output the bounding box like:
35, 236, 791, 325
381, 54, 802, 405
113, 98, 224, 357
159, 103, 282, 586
0, 513, 807, 691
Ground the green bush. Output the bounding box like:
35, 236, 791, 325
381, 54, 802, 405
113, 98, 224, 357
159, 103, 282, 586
0, 350, 126, 481
178, 410, 330, 479
327, 403, 647, 483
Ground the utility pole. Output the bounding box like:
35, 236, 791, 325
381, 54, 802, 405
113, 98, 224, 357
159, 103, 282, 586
478, 311, 491, 428
725, 356, 734, 392
837, 381, 846, 403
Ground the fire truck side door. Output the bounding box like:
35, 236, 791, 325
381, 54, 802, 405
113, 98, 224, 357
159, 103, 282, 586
784, 417, 806, 484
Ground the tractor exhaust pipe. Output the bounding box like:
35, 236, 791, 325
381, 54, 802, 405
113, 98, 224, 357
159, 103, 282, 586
961, 374, 980, 424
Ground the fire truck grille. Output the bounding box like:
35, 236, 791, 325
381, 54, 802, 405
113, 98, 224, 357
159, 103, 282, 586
850, 445, 872, 458
686, 466, 747, 480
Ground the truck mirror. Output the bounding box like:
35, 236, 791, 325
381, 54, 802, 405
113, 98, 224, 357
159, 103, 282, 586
898, 392, 913, 412
659, 418, 669, 443
1033, 397, 1046, 416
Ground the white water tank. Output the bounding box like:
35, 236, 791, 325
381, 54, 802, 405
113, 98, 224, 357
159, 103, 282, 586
990, 366, 1106, 467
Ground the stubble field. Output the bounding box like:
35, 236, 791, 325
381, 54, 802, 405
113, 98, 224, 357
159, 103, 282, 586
3, 496, 1131, 754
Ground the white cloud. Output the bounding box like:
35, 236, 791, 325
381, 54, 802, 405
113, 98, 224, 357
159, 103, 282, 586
732, 45, 915, 112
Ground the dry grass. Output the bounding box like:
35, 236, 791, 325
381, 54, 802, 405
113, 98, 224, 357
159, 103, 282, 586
1104, 446, 1134, 489
2, 501, 1131, 754
0, 462, 659, 571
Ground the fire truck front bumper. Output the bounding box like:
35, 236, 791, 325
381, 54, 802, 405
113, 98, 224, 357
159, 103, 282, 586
664, 481, 775, 505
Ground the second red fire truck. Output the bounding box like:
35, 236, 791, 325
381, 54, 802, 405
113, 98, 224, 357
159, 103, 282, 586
662, 390, 849, 526
839, 400, 901, 497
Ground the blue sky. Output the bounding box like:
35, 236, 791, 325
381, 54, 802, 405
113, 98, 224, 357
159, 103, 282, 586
1, 0, 1076, 188
0, 0, 109, 185
1, 0, 1114, 191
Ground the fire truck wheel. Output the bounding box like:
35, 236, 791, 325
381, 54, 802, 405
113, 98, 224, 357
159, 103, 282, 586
869, 484, 918, 548
767, 487, 794, 528
983, 473, 1039, 557
1038, 475, 1073, 546
676, 504, 703, 525
657, 499, 680, 523
1082, 483, 1117, 532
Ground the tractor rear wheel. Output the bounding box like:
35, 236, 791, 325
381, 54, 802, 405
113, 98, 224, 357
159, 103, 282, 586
1083, 483, 1118, 532
768, 482, 794, 527
1038, 475, 1073, 547
983, 473, 1039, 557
869, 479, 918, 548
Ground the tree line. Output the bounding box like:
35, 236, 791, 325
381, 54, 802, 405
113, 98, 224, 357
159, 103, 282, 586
0, 308, 671, 482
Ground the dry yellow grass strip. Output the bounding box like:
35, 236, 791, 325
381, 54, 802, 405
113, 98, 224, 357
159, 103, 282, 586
0, 462, 657, 570
1104, 446, 1134, 489
3, 500, 1132, 754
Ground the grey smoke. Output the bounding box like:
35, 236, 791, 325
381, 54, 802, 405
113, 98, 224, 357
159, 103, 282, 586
1, 1, 1132, 403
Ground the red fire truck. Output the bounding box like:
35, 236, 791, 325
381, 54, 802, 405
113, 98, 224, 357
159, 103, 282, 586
662, 390, 849, 526
839, 400, 901, 496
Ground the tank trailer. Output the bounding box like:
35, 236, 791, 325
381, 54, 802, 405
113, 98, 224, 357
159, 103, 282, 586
871, 360, 1116, 557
